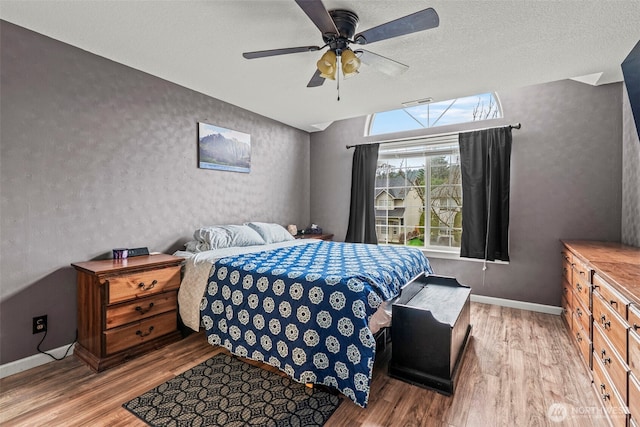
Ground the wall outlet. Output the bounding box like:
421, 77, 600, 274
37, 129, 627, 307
33, 315, 47, 334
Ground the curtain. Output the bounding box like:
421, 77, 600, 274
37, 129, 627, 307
345, 143, 380, 244
459, 127, 512, 261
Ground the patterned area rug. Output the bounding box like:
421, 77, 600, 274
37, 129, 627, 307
123, 353, 341, 427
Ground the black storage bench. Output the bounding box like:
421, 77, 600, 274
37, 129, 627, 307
388, 273, 472, 395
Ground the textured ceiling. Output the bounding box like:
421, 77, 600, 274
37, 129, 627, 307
1, 0, 640, 132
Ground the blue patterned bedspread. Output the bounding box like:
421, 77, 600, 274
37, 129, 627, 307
200, 241, 432, 407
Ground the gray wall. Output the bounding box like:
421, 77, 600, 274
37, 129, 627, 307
622, 84, 640, 246
310, 79, 624, 307
0, 21, 310, 364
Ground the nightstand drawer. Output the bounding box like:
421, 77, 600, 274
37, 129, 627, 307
106, 266, 180, 304
106, 291, 178, 329
105, 311, 177, 355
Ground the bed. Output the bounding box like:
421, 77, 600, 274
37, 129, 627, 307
175, 223, 433, 407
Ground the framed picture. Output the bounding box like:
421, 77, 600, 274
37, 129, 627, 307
198, 122, 251, 173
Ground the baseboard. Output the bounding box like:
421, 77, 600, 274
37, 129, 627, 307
1, 296, 560, 379
0, 343, 75, 379
471, 294, 563, 315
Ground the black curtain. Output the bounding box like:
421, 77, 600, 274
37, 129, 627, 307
459, 127, 512, 261
345, 143, 380, 244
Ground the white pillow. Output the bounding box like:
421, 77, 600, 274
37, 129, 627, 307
246, 222, 295, 244
193, 225, 265, 249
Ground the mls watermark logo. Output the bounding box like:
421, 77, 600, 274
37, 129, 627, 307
547, 403, 569, 422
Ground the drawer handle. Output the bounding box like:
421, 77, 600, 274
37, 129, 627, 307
579, 270, 586, 277
576, 308, 582, 317
135, 302, 155, 315
576, 283, 582, 292
601, 393, 610, 402
634, 323, 640, 331
602, 356, 611, 365
576, 333, 582, 342
609, 300, 618, 307
601, 349, 606, 357
602, 320, 611, 330
138, 280, 157, 291
593, 284, 600, 290
136, 326, 154, 337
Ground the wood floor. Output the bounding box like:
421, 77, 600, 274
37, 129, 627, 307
0, 303, 610, 427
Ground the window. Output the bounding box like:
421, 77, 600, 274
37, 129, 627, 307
375, 135, 462, 252
368, 93, 502, 136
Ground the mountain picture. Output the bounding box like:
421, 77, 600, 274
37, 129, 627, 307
198, 122, 251, 173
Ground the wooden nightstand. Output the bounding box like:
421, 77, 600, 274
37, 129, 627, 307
71, 254, 183, 372
295, 233, 334, 241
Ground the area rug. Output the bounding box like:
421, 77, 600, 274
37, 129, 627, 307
122, 353, 341, 427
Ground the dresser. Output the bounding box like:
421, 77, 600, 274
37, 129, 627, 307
71, 254, 184, 372
561, 241, 640, 427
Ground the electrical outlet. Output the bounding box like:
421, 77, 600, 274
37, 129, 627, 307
33, 315, 47, 334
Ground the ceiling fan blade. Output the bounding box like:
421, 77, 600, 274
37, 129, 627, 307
356, 49, 409, 77
354, 8, 439, 45
243, 46, 321, 59
307, 69, 326, 87
295, 0, 339, 35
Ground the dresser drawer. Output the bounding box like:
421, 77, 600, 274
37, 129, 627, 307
629, 328, 640, 373
573, 297, 591, 336
106, 266, 180, 304
593, 291, 628, 360
593, 356, 630, 427
562, 278, 572, 306
104, 311, 177, 355
572, 256, 592, 287
572, 316, 592, 369
594, 274, 629, 321
630, 373, 640, 426
561, 251, 573, 283
571, 260, 591, 310
561, 295, 572, 329
106, 291, 178, 329
593, 323, 629, 400
629, 305, 640, 331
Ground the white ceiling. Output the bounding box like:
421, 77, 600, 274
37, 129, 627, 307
1, 0, 640, 133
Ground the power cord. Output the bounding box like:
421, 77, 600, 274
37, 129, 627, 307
37, 329, 77, 361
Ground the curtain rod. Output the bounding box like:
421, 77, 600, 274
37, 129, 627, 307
345, 123, 522, 149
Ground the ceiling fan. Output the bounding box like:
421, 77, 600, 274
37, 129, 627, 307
242, 0, 440, 88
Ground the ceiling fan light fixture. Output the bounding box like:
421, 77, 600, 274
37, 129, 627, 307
341, 48, 361, 78
317, 50, 337, 80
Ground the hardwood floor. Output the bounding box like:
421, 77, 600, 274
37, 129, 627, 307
0, 303, 610, 426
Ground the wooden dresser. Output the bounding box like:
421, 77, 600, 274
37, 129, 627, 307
71, 254, 184, 372
561, 240, 640, 427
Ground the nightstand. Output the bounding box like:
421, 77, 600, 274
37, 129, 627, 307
71, 254, 183, 372
295, 233, 334, 241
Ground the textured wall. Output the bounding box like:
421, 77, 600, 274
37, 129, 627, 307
622, 84, 640, 246
311, 79, 623, 307
0, 21, 310, 364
